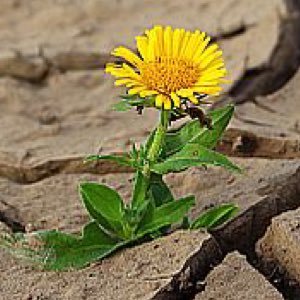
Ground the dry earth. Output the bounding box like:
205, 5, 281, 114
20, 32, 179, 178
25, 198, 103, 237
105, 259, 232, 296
1, 0, 300, 299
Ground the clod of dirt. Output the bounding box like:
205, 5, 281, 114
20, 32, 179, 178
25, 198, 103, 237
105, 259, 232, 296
195, 252, 283, 300
256, 208, 300, 298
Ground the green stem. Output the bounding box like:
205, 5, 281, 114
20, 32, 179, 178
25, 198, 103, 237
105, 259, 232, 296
143, 110, 169, 176
129, 110, 169, 233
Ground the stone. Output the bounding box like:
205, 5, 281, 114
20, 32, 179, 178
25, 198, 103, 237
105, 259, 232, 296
232, 67, 300, 140
257, 208, 300, 283
195, 252, 283, 300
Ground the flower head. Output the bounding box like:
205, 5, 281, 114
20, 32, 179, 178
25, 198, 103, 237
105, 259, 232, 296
106, 26, 227, 110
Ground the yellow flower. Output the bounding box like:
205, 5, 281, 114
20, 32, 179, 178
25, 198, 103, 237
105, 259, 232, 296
106, 26, 227, 110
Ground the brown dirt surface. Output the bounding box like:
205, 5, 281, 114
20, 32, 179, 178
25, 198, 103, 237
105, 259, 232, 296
0, 173, 131, 233
232, 67, 300, 140
195, 252, 283, 300
0, 157, 299, 299
1, 0, 300, 299
0, 230, 215, 300
257, 208, 300, 283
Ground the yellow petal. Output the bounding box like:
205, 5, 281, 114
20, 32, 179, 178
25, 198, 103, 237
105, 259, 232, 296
154, 25, 164, 57
183, 30, 202, 60
179, 30, 191, 58
105, 64, 125, 78
163, 96, 172, 110
198, 44, 219, 63
192, 86, 222, 95
140, 90, 159, 97
193, 36, 211, 62
111, 46, 142, 67
188, 95, 199, 104
147, 27, 161, 59
155, 94, 164, 108
194, 81, 220, 87
128, 86, 147, 95
163, 26, 173, 57
199, 68, 227, 80
196, 74, 226, 86
199, 50, 223, 69
136, 36, 148, 60
171, 92, 181, 107
172, 28, 184, 57
106, 63, 141, 80
154, 94, 171, 109
203, 58, 225, 70
115, 78, 141, 87
177, 88, 193, 97
122, 63, 141, 80
105, 62, 118, 73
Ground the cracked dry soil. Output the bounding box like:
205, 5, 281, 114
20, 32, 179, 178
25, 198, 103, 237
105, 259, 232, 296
1, 0, 300, 299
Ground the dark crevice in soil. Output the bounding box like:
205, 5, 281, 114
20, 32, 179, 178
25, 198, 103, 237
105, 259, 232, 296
229, 0, 300, 103
152, 237, 223, 300
1, 129, 300, 184
212, 23, 248, 42
249, 253, 300, 300
0, 24, 248, 85
208, 165, 300, 299
0, 212, 25, 233
155, 166, 300, 299
0, 156, 133, 184
0, 199, 25, 232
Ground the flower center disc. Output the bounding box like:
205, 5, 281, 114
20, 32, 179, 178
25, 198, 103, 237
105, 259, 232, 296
140, 57, 200, 94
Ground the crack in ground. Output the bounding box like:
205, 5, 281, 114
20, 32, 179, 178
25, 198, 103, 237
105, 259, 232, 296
0, 23, 257, 84
152, 165, 300, 299
248, 249, 300, 299
229, 0, 300, 103
0, 128, 299, 184
0, 0, 299, 100
0, 155, 133, 184
0, 199, 25, 233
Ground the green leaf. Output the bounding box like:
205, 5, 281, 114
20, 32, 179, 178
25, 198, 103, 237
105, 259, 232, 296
136, 196, 195, 236
41, 221, 122, 270
144, 129, 156, 156
0, 221, 123, 271
112, 100, 132, 111
131, 171, 149, 210
136, 193, 156, 232
136, 174, 175, 237
85, 154, 132, 167
120, 94, 143, 102
164, 105, 234, 157
191, 203, 238, 230
79, 183, 126, 237
120, 94, 155, 107
181, 216, 191, 229
120, 94, 138, 100
130, 143, 139, 160
148, 173, 174, 207
151, 143, 241, 174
